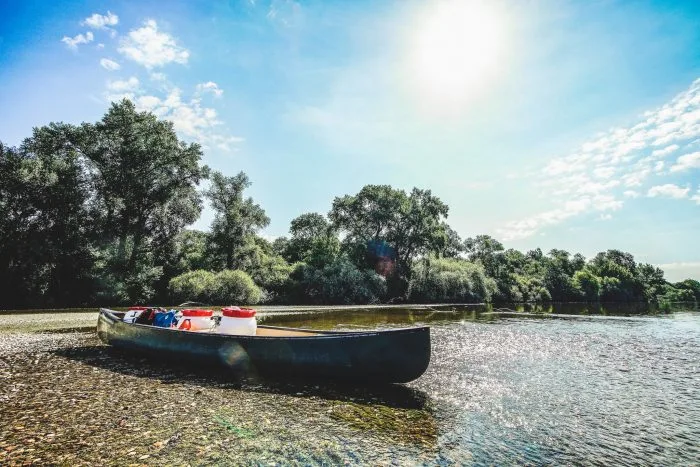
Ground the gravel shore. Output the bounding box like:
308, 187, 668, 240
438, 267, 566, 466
0, 313, 438, 466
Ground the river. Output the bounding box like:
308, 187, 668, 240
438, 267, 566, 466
1, 303, 698, 465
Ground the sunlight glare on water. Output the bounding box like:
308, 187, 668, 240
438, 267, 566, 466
267, 305, 700, 464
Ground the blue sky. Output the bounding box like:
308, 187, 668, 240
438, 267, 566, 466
1, 0, 699, 280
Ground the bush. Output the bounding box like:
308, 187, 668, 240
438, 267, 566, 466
212, 269, 262, 305
657, 286, 696, 303
248, 254, 294, 294
168, 269, 216, 303
288, 259, 386, 305
512, 275, 551, 302
168, 269, 261, 304
600, 276, 625, 301
572, 269, 600, 301
409, 257, 496, 303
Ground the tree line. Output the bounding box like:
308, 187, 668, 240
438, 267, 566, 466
1, 100, 698, 309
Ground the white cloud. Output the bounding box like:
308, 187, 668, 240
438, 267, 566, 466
107, 77, 139, 92
497, 199, 589, 241
105, 76, 140, 102
196, 81, 224, 97
669, 151, 700, 173
690, 189, 700, 205
99, 58, 120, 71
593, 166, 615, 179
82, 11, 119, 29
131, 88, 243, 150
620, 167, 651, 187
651, 144, 679, 158
97, 43, 105, 49
118, 20, 189, 69
499, 77, 700, 239
599, 213, 612, 220
61, 31, 94, 49
149, 72, 166, 82
591, 194, 623, 211
498, 194, 623, 241
647, 184, 690, 199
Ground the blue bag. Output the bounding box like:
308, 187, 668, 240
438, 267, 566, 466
153, 310, 176, 328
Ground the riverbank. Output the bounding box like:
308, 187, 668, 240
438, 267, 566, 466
2, 305, 698, 465
0, 319, 437, 465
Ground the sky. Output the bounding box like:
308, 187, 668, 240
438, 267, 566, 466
0, 0, 699, 281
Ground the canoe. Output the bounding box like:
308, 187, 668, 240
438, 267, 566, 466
96, 308, 431, 384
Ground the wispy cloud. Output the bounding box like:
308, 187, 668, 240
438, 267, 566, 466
82, 11, 119, 30
118, 20, 189, 68
99, 58, 120, 71
690, 188, 700, 205
196, 81, 224, 97
131, 87, 242, 151
647, 184, 690, 199
105, 76, 140, 101
62, 11, 240, 152
651, 144, 679, 158
669, 151, 700, 172
498, 78, 700, 241
61, 31, 93, 50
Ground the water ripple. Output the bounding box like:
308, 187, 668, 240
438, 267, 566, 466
409, 310, 700, 465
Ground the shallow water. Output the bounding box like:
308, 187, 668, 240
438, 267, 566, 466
260, 304, 700, 465
1, 303, 699, 465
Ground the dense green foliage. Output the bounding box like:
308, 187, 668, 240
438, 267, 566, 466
409, 257, 496, 303
1, 101, 696, 308
168, 269, 262, 305
329, 185, 450, 296
286, 259, 387, 305
205, 171, 270, 270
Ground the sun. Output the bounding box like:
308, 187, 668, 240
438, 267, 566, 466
407, 0, 508, 110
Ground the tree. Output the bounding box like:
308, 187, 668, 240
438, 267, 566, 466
282, 212, 340, 266
464, 235, 504, 277
439, 224, 464, 258
0, 132, 94, 307
205, 171, 270, 270
82, 100, 206, 267
588, 250, 644, 301
167, 230, 212, 273
572, 269, 600, 301
674, 279, 700, 301
271, 237, 290, 257
542, 249, 577, 301
637, 263, 668, 301
329, 185, 449, 296
79, 100, 208, 302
